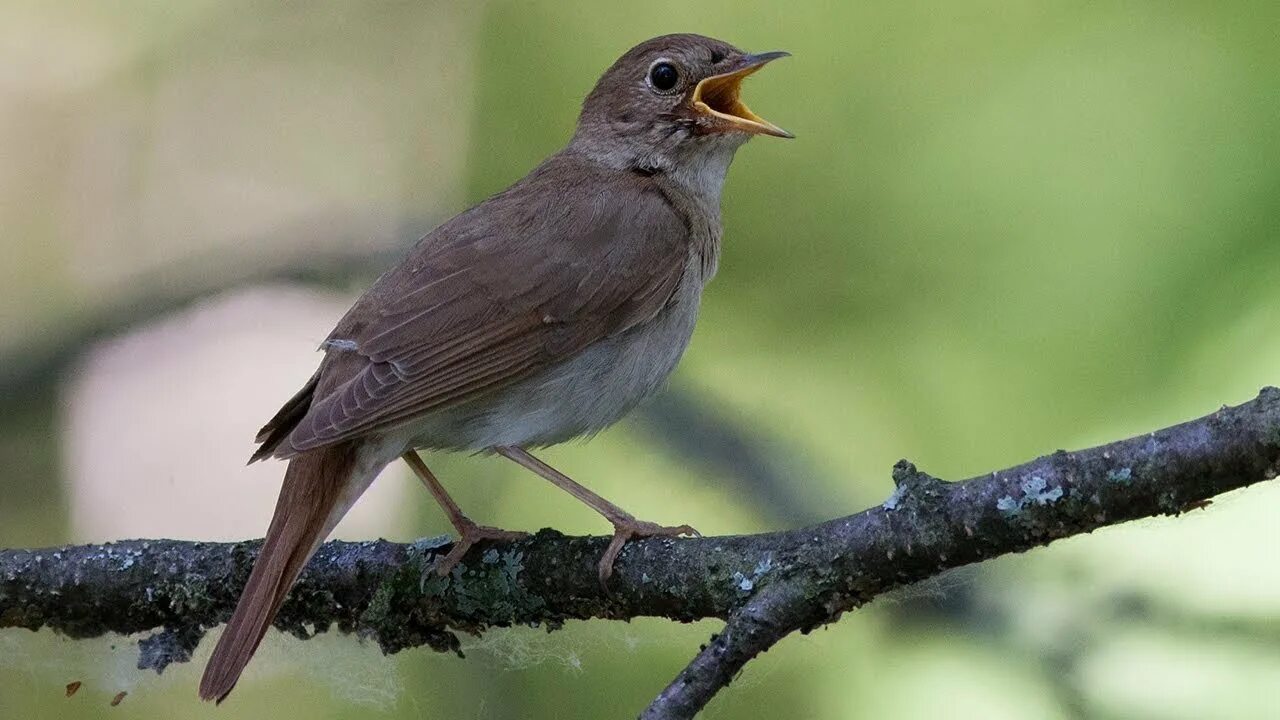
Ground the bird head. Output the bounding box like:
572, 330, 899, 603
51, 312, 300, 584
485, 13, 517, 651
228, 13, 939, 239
570, 34, 791, 186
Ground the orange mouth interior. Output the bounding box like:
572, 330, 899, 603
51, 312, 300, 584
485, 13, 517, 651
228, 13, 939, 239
691, 65, 791, 138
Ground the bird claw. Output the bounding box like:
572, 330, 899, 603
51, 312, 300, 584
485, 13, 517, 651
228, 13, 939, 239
598, 517, 699, 586
435, 521, 530, 576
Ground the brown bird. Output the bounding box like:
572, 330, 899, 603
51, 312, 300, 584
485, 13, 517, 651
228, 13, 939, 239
199, 33, 790, 702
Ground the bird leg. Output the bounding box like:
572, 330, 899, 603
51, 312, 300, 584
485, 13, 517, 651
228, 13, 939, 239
401, 452, 528, 576
492, 445, 698, 584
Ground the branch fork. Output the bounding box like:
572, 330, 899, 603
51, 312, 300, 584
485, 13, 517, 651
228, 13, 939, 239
4, 388, 1280, 719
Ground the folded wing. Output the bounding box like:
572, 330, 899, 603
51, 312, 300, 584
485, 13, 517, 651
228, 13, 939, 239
270, 158, 690, 457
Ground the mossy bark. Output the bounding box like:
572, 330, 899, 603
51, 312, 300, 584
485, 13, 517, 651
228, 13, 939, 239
3, 389, 1279, 717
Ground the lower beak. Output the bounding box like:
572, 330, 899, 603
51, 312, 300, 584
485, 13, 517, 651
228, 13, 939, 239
690, 51, 793, 139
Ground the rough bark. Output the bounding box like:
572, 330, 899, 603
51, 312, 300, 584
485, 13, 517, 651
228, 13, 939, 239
4, 388, 1279, 718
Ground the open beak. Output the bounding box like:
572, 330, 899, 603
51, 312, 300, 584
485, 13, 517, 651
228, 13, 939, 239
690, 51, 793, 139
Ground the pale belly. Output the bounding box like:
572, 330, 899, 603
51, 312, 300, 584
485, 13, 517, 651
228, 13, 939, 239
401, 267, 704, 452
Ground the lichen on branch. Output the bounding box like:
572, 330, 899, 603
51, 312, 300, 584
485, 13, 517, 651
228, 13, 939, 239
4, 388, 1279, 719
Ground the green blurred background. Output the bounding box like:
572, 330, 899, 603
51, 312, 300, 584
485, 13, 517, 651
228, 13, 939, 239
3, 1, 1279, 718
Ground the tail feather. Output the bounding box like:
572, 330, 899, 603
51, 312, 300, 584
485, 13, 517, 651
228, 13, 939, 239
199, 442, 358, 703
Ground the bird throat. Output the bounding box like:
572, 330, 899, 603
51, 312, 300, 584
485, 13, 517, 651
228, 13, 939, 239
661, 135, 744, 207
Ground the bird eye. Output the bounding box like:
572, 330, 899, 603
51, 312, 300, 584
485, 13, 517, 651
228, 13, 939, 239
647, 61, 679, 93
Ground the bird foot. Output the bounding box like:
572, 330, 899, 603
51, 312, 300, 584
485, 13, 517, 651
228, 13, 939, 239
435, 521, 529, 576
599, 517, 699, 585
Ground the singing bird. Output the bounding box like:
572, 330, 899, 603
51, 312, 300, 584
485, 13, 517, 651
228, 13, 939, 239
199, 33, 791, 702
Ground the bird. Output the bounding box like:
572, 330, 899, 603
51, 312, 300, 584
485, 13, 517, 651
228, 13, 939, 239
198, 33, 791, 702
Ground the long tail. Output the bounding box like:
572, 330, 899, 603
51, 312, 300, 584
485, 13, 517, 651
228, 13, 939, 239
199, 442, 362, 702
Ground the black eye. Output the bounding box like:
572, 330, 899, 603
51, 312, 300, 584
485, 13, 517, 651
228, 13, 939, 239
648, 62, 679, 92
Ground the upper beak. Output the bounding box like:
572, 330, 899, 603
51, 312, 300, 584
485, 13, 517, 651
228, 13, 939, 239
690, 51, 793, 139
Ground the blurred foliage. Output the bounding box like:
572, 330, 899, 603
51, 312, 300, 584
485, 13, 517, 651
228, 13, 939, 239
3, 1, 1280, 718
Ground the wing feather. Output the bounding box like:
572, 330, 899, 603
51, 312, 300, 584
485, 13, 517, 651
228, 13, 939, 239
274, 157, 690, 455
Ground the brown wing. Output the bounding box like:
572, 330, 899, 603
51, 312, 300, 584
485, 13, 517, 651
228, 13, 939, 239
271, 156, 690, 457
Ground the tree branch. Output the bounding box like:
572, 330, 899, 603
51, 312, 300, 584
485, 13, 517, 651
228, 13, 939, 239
4, 388, 1279, 717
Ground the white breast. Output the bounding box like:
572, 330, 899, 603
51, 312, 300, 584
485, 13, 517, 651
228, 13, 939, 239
406, 255, 706, 452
